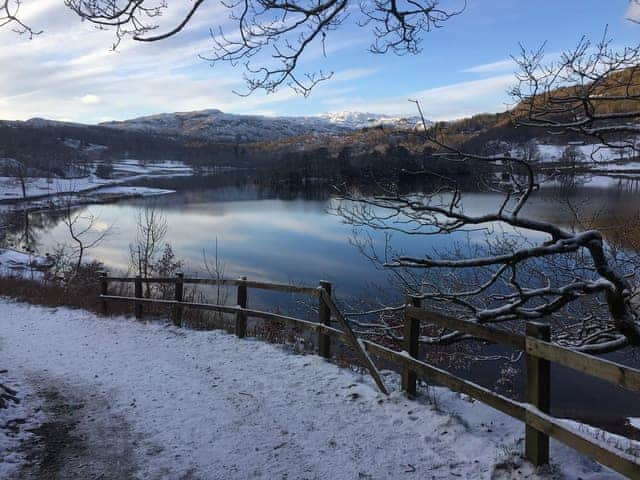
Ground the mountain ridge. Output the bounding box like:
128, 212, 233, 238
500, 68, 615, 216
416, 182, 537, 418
99, 109, 427, 143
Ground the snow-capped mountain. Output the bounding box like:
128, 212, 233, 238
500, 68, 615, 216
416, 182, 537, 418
100, 109, 425, 143
317, 111, 427, 130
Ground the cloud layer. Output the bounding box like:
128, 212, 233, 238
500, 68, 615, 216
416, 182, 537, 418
5, 1, 601, 123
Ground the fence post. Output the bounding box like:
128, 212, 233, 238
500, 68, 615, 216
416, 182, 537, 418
134, 275, 143, 319
401, 296, 422, 396
99, 271, 108, 315
173, 272, 184, 327
525, 321, 551, 466
317, 280, 332, 359
236, 276, 247, 338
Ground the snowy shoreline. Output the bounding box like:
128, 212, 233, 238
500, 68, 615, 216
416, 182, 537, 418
0, 159, 194, 215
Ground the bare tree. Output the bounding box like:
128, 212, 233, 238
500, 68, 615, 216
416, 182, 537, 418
3, 158, 29, 200
513, 140, 541, 164
1, 159, 36, 252
338, 34, 640, 354
130, 205, 167, 296
60, 196, 111, 275
8, 0, 464, 95
203, 237, 228, 306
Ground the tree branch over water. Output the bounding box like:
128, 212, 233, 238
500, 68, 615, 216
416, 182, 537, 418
338, 34, 640, 354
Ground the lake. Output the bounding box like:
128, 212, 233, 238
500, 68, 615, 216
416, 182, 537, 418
11, 172, 640, 432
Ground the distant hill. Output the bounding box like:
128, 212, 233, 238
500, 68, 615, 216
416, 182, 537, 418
99, 109, 426, 143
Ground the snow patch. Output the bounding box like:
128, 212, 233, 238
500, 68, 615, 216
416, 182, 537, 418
629, 418, 640, 430
0, 249, 53, 279
532, 143, 636, 163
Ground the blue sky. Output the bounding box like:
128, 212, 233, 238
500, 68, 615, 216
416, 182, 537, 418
1, 0, 639, 123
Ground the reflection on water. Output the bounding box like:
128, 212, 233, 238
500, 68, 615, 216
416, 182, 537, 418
23, 184, 502, 302
22, 178, 640, 292
9, 174, 640, 430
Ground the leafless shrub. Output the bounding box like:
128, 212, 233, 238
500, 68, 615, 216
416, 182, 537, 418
60, 199, 111, 275
129, 205, 167, 296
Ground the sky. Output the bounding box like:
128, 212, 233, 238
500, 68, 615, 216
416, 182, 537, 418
1, 0, 640, 124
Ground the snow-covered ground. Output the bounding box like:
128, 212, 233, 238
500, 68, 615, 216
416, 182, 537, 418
0, 249, 52, 279
0, 300, 633, 479
535, 143, 634, 163
0, 175, 112, 201
0, 159, 189, 209
509, 142, 638, 165
111, 159, 193, 176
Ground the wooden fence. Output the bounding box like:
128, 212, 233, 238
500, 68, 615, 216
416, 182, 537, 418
99, 273, 640, 478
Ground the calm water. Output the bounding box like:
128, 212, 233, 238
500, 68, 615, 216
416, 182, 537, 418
13, 174, 640, 430
22, 175, 640, 296
24, 183, 510, 303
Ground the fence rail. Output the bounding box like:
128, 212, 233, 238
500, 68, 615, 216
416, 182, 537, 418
99, 273, 640, 478
103, 275, 319, 295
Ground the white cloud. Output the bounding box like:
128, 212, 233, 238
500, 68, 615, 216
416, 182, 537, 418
325, 74, 515, 121
0, 1, 307, 122
627, 1, 640, 22
80, 94, 101, 105
332, 68, 378, 82
0, 2, 513, 122
462, 59, 515, 74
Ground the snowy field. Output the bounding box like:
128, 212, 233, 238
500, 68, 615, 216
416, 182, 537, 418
0, 159, 191, 204
0, 300, 636, 479
0, 175, 112, 201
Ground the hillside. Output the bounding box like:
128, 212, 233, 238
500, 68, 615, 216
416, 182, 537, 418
3, 72, 638, 173
0, 118, 246, 172
100, 109, 424, 143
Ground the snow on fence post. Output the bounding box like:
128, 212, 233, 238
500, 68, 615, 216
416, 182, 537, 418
401, 296, 422, 396
173, 272, 184, 327
317, 280, 332, 359
525, 321, 551, 466
134, 275, 143, 319
99, 271, 108, 315
236, 276, 248, 338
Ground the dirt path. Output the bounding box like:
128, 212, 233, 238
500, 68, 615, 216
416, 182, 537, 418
14, 377, 139, 480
